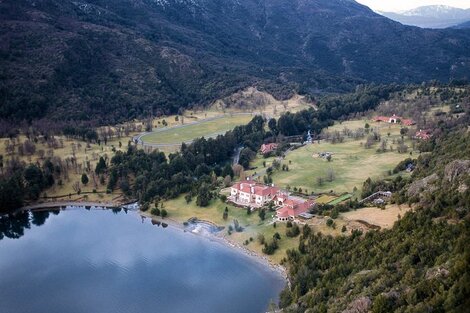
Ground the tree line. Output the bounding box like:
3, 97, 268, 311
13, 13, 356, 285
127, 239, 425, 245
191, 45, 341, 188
0, 84, 405, 213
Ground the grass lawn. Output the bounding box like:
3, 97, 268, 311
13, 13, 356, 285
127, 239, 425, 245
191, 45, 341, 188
265, 119, 417, 195
305, 216, 346, 236
140, 114, 253, 145
245, 154, 277, 177
326, 119, 371, 132
328, 194, 353, 205
271, 142, 412, 194
315, 195, 338, 203
160, 195, 300, 264
0, 92, 309, 205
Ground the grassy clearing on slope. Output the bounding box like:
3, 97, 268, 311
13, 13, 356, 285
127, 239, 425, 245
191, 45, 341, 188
271, 141, 412, 194
340, 204, 412, 229
140, 114, 253, 144
211, 88, 314, 116
264, 119, 417, 194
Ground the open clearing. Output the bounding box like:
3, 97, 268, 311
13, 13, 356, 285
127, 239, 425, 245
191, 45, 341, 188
255, 119, 417, 194
270, 141, 411, 194
140, 114, 253, 145
340, 205, 412, 229
211, 88, 314, 116
301, 204, 412, 236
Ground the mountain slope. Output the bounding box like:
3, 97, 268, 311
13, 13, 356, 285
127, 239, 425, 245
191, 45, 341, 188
1, 0, 470, 124
455, 20, 470, 29
380, 5, 470, 28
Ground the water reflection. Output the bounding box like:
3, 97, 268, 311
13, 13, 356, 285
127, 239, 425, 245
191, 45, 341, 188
0, 210, 60, 240
0, 209, 285, 313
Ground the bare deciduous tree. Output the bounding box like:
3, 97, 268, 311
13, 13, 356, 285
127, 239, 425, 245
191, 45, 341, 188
72, 181, 81, 193
37, 149, 45, 159
326, 168, 335, 182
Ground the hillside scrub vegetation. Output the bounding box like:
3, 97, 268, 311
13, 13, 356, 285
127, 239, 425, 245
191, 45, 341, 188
279, 108, 470, 312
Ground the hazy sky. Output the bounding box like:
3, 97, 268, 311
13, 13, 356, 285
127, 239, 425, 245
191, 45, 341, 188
356, 0, 470, 12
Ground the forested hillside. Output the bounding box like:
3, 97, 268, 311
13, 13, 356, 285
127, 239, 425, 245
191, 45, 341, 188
0, 84, 401, 213
1, 0, 470, 126
279, 112, 470, 312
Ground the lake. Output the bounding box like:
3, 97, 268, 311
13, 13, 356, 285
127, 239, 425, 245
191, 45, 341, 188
0, 209, 285, 313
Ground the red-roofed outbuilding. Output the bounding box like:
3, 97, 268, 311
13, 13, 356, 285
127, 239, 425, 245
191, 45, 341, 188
373, 115, 415, 126
260, 143, 278, 155
276, 199, 315, 221
415, 129, 432, 140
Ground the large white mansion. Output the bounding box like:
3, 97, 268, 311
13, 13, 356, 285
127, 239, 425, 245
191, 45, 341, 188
229, 180, 315, 221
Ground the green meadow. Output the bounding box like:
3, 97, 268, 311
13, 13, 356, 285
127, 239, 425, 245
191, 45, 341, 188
251, 119, 416, 194
140, 114, 253, 145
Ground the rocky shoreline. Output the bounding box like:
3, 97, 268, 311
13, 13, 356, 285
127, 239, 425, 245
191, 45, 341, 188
217, 233, 290, 287
140, 212, 289, 286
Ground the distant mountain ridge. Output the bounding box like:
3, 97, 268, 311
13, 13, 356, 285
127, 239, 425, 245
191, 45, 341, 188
380, 5, 470, 28
455, 20, 470, 29
1, 0, 470, 124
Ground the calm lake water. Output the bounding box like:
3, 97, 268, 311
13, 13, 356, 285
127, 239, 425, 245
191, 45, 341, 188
0, 209, 285, 313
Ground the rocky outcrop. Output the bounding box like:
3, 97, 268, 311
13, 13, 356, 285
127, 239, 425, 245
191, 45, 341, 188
407, 160, 470, 200
425, 266, 450, 280
444, 160, 470, 192
407, 173, 439, 199
342, 296, 372, 313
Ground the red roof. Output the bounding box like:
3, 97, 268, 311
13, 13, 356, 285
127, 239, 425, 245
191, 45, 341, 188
254, 185, 279, 196
277, 199, 315, 218
373, 115, 415, 126
232, 181, 249, 193
415, 130, 432, 140
232, 181, 279, 197
277, 208, 290, 218
261, 143, 278, 154
402, 119, 415, 126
